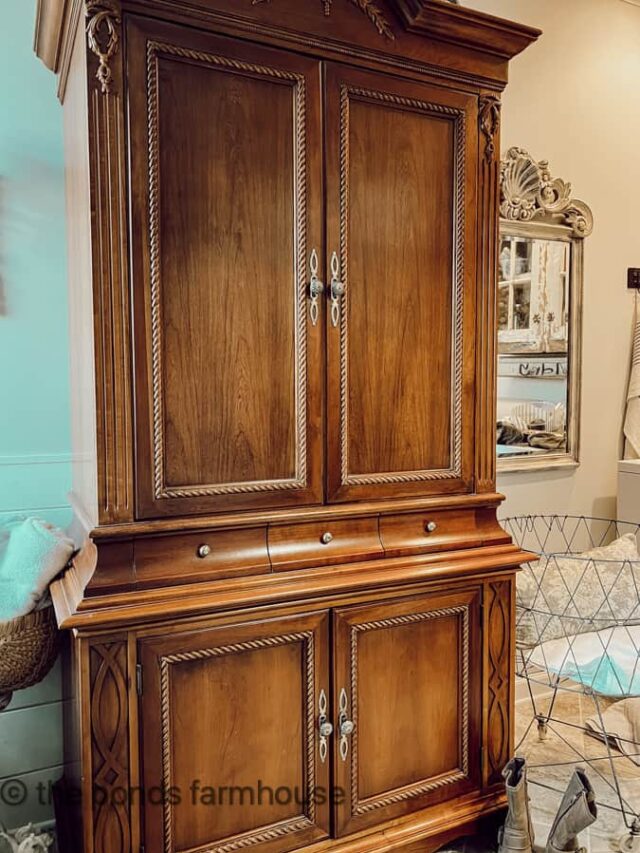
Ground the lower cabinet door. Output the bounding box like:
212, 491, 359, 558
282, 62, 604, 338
139, 611, 331, 853
332, 589, 482, 836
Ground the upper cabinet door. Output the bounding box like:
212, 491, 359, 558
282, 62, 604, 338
324, 65, 478, 502
128, 20, 324, 518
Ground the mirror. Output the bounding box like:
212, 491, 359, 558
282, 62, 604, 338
496, 148, 593, 472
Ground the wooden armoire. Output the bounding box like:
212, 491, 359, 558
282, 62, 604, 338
35, 1, 539, 851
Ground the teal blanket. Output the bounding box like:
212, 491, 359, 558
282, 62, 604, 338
0, 516, 74, 622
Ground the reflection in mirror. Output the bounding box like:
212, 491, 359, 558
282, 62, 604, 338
496, 149, 593, 471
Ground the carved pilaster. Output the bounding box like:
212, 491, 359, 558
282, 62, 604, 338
475, 94, 501, 492
85, 0, 134, 523
484, 580, 513, 786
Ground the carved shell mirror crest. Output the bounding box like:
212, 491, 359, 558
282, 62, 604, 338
500, 147, 593, 238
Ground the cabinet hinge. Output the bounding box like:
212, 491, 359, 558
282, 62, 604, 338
136, 663, 143, 696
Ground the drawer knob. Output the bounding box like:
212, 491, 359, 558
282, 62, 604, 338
197, 544, 211, 558
320, 531, 334, 545
425, 521, 438, 534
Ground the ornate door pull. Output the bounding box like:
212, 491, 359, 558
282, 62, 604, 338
329, 252, 344, 328
338, 687, 354, 761
318, 689, 333, 763
308, 249, 324, 326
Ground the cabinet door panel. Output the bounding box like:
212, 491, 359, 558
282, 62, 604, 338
325, 65, 478, 502
332, 589, 482, 835
128, 20, 324, 518
139, 612, 330, 853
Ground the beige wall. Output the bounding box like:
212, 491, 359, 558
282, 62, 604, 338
464, 0, 640, 519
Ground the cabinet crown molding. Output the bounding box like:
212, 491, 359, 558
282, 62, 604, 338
34, 0, 70, 71
389, 0, 540, 59
35, 0, 540, 80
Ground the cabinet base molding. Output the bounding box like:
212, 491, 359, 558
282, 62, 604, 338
304, 792, 506, 852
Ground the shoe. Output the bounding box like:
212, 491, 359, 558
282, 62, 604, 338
545, 768, 597, 853
498, 757, 535, 853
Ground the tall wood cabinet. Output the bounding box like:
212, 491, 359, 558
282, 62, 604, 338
34, 1, 539, 851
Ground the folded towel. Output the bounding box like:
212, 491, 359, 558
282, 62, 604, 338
586, 698, 640, 765
0, 517, 74, 622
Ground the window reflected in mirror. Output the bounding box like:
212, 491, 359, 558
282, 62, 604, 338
496, 148, 592, 472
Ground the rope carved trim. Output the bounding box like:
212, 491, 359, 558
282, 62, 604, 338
338, 85, 466, 487
145, 41, 309, 500
159, 631, 317, 851
348, 605, 471, 814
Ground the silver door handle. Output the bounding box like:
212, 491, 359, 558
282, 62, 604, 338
318, 689, 332, 763
329, 251, 344, 328
338, 687, 354, 761
308, 248, 324, 326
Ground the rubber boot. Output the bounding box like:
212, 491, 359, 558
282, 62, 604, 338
545, 769, 597, 853
498, 757, 535, 853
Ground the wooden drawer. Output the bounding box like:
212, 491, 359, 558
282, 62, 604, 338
379, 508, 511, 558
134, 528, 270, 587
268, 518, 383, 572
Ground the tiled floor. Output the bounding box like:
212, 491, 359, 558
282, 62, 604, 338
515, 681, 640, 852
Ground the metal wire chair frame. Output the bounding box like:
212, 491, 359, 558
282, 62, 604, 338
504, 515, 640, 849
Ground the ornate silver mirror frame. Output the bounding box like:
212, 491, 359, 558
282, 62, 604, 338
497, 148, 593, 473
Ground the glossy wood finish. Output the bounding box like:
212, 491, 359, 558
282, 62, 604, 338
379, 507, 511, 557
483, 579, 515, 787
475, 92, 502, 493
333, 589, 482, 836
134, 527, 271, 587
34, 2, 540, 851
127, 19, 324, 518
54, 541, 532, 631
139, 611, 331, 853
61, 500, 519, 601
269, 518, 384, 572
324, 63, 478, 502
392, 0, 538, 58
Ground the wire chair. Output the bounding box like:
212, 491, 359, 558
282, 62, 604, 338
505, 515, 640, 851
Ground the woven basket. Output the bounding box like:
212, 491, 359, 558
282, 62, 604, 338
0, 606, 59, 711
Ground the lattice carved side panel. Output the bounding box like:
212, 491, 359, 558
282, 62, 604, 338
485, 581, 512, 785
90, 641, 132, 853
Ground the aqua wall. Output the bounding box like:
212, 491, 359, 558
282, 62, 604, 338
0, 2, 70, 830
